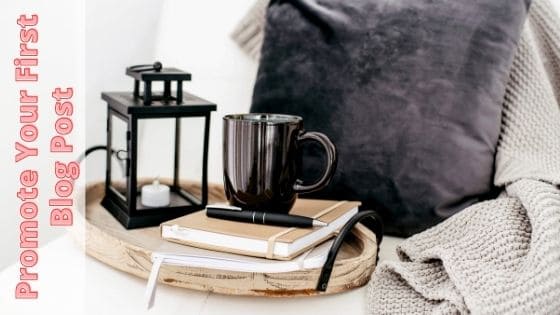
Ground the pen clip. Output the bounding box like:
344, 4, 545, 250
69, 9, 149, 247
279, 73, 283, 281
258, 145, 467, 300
206, 204, 243, 212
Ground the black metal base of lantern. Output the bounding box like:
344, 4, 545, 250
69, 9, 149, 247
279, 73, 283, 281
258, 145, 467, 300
101, 190, 205, 229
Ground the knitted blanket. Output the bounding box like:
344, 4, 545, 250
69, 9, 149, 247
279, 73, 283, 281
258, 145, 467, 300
232, 0, 560, 312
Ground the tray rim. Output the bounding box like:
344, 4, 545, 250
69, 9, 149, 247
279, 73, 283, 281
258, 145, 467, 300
83, 181, 378, 297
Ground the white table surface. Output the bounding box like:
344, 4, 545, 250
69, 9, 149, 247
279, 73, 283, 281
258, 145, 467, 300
0, 233, 402, 315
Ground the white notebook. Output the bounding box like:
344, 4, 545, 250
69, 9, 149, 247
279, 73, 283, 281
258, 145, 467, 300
145, 240, 333, 308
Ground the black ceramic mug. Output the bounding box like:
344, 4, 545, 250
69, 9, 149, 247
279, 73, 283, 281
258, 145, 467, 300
223, 113, 337, 213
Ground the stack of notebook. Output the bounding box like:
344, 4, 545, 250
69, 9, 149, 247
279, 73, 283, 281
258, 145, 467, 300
158, 199, 360, 263
146, 199, 360, 308
161, 199, 359, 260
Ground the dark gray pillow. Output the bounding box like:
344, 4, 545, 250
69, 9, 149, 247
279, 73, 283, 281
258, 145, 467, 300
251, 0, 530, 236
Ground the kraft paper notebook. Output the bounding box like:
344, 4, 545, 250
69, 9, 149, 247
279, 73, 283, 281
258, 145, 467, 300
161, 199, 360, 260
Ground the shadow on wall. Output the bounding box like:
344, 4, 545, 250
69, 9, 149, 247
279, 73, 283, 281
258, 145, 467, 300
85, 0, 165, 183
153, 0, 260, 185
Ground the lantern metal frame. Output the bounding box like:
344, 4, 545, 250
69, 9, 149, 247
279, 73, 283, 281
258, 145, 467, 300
100, 65, 216, 229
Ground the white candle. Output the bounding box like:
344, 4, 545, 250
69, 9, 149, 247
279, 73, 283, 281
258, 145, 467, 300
141, 179, 170, 207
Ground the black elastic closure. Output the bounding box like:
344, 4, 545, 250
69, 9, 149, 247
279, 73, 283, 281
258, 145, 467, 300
316, 210, 383, 292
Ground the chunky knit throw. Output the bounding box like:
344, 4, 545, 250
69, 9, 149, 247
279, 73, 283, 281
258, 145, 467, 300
232, 0, 560, 312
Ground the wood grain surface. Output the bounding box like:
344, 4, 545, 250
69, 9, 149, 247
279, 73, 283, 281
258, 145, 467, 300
84, 181, 377, 297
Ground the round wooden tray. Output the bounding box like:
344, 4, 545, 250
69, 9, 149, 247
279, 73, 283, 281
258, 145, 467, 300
85, 181, 377, 297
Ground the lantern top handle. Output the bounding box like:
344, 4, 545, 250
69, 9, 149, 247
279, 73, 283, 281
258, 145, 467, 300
128, 61, 163, 73
126, 61, 192, 105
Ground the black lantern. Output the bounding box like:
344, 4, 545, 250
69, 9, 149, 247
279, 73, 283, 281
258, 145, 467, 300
101, 62, 216, 229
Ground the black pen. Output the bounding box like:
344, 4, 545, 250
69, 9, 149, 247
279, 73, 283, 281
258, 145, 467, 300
206, 205, 327, 228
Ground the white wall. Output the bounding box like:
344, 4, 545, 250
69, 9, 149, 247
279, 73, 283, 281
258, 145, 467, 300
0, 0, 164, 271
85, 0, 164, 183
153, 0, 259, 184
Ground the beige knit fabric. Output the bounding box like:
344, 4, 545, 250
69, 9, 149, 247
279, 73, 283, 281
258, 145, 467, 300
231, 0, 268, 60
232, 0, 560, 313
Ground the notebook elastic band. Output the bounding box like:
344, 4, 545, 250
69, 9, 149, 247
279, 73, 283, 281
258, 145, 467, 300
266, 228, 295, 258
312, 200, 347, 219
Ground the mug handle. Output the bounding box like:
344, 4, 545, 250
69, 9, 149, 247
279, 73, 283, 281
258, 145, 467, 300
293, 131, 337, 194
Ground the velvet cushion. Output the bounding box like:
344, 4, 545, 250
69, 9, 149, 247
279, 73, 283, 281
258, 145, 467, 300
251, 0, 531, 236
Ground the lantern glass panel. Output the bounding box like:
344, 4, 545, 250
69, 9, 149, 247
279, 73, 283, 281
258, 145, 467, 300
137, 117, 175, 178
134, 116, 208, 210
110, 113, 128, 201
136, 118, 179, 210
177, 116, 205, 202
